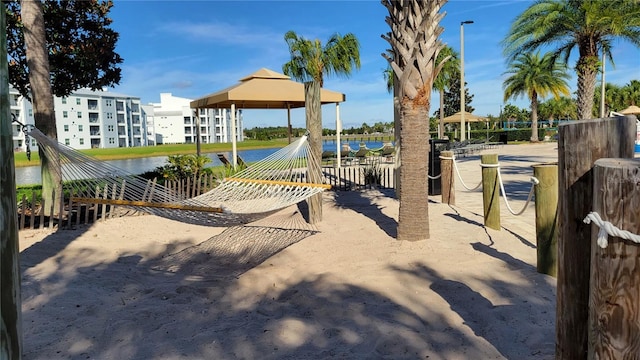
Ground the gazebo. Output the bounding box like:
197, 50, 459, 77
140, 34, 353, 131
190, 68, 346, 166
441, 110, 488, 140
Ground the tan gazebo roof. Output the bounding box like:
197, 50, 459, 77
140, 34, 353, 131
441, 110, 487, 123
619, 105, 640, 115
189, 68, 345, 109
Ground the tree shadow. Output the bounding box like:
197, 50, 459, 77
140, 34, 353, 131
392, 261, 556, 359
19, 221, 530, 359
333, 189, 397, 238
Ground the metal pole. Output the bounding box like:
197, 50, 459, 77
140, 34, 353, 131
600, 52, 606, 118
336, 103, 341, 169
231, 103, 237, 169
460, 20, 473, 141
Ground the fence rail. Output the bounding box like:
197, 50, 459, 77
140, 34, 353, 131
16, 168, 396, 230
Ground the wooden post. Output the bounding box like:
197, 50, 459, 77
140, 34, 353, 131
533, 162, 558, 276
588, 158, 640, 359
481, 154, 500, 230
440, 150, 455, 205
556, 116, 636, 360
0, 3, 22, 354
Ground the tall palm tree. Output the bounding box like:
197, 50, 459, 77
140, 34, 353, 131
283, 30, 360, 224
382, 0, 447, 241
503, 0, 640, 120
1, 4, 22, 358
22, 0, 61, 215
503, 52, 570, 141
433, 46, 459, 138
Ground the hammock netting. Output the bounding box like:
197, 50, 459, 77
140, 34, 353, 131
26, 128, 330, 227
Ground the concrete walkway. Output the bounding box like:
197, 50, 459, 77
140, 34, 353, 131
431, 142, 560, 241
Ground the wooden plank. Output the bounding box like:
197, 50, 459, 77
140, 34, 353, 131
93, 186, 99, 223
588, 158, 640, 358
225, 177, 332, 189
100, 186, 108, 222
30, 191, 36, 229
70, 197, 225, 213
556, 116, 636, 359
67, 193, 73, 229
38, 198, 45, 230
19, 194, 26, 230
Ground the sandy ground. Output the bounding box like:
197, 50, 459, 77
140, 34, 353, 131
18, 143, 560, 360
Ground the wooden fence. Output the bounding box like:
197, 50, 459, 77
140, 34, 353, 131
16, 168, 396, 230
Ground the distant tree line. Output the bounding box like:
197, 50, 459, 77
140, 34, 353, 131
244, 121, 395, 140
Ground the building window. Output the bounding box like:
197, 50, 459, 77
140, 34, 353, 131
106, 99, 112, 107
107, 125, 114, 132
77, 111, 82, 118
76, 98, 81, 105
109, 138, 115, 144
63, 111, 68, 118
63, 124, 69, 132
28, 109, 32, 117
65, 138, 70, 145
79, 138, 84, 145
106, 112, 113, 119
78, 125, 83, 132
61, 97, 67, 104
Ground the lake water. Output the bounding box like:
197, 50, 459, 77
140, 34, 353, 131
15, 140, 390, 185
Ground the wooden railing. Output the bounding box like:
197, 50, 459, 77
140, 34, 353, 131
16, 168, 396, 230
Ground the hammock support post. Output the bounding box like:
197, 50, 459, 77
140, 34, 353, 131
587, 158, 640, 358
532, 162, 558, 277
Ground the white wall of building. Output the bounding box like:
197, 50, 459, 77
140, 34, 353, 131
10, 87, 147, 151
151, 93, 243, 145
10, 89, 244, 152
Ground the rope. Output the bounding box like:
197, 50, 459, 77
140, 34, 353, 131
480, 162, 538, 216
583, 212, 640, 248
449, 155, 483, 191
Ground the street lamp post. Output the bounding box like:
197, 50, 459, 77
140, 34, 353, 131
460, 20, 473, 141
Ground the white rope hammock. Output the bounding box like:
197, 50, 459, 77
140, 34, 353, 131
27, 128, 330, 226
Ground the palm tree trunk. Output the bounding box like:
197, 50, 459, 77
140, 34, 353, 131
530, 93, 539, 142
304, 80, 322, 224
22, 0, 62, 216
397, 100, 430, 241
576, 55, 599, 120
1, 5, 22, 358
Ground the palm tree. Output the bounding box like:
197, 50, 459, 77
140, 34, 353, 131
503, 52, 570, 142
503, 0, 640, 120
1, 4, 22, 358
382, 0, 446, 241
283, 30, 360, 224
539, 96, 577, 124
433, 46, 459, 138
22, 0, 62, 215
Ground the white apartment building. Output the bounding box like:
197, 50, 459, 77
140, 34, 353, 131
10, 89, 243, 151
149, 93, 244, 145
10, 87, 148, 151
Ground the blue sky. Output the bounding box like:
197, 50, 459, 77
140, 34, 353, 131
109, 0, 640, 130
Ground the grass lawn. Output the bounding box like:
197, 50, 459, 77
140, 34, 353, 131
14, 138, 289, 168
